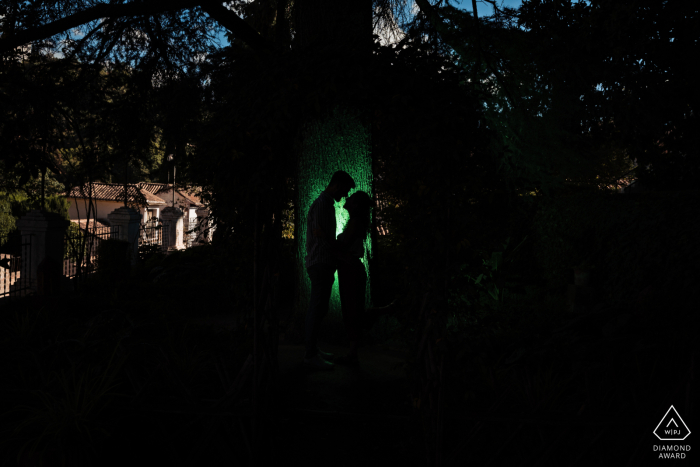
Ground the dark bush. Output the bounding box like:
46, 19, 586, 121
138, 243, 162, 263
96, 238, 130, 281
1, 192, 70, 248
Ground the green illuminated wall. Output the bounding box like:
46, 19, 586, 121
297, 106, 373, 319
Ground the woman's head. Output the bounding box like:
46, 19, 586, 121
344, 191, 372, 217
343, 191, 373, 238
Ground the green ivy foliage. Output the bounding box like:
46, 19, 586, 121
190, 32, 486, 229
0, 192, 70, 249
190, 34, 495, 318
0, 197, 15, 240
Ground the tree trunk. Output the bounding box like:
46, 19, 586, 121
292, 0, 372, 52
292, 0, 374, 321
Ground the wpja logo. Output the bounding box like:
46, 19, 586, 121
653, 405, 691, 459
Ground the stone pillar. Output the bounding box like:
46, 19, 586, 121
107, 207, 142, 264
15, 210, 70, 295
160, 206, 184, 250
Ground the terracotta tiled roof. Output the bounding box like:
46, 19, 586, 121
137, 182, 203, 207
67, 183, 165, 205
177, 189, 203, 207
138, 182, 169, 195
70, 219, 111, 230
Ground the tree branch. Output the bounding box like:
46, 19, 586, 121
0, 0, 193, 54
414, 0, 517, 108
471, 0, 481, 82
0, 0, 275, 56
199, 1, 276, 53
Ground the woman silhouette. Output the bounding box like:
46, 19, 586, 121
315, 190, 396, 367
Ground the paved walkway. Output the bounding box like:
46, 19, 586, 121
189, 314, 424, 466
189, 313, 413, 416
273, 341, 422, 466
276, 341, 411, 415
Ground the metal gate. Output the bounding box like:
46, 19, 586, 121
0, 233, 32, 299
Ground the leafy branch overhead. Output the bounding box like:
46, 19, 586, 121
414, 0, 698, 194
0, 1, 275, 58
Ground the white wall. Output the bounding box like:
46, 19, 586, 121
157, 188, 194, 212
158, 189, 211, 244
67, 199, 167, 224
143, 207, 160, 223
68, 198, 129, 221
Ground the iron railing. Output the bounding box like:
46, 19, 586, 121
139, 218, 168, 251
0, 233, 32, 299
140, 218, 162, 246
63, 224, 120, 284
186, 217, 198, 248
139, 218, 174, 261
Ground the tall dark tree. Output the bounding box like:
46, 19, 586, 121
0, 54, 164, 196
416, 0, 699, 195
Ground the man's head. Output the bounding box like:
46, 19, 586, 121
326, 170, 356, 202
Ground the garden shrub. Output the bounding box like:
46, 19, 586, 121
0, 197, 16, 248
2, 192, 69, 221
1, 191, 70, 249
532, 189, 700, 301
138, 244, 162, 263
64, 222, 87, 261
96, 238, 130, 281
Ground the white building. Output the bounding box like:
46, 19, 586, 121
137, 183, 211, 246
138, 182, 204, 225
65, 182, 213, 246
67, 183, 166, 226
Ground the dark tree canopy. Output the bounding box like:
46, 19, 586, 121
1, 0, 697, 207
416, 0, 699, 194
0, 1, 426, 192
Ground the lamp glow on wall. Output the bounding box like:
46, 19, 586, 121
296, 106, 373, 318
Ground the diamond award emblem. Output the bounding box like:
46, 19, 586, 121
654, 405, 691, 441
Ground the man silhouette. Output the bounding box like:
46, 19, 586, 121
303, 170, 355, 370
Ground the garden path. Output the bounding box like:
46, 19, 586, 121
189, 314, 424, 466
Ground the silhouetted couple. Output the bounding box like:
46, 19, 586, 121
303, 171, 396, 371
